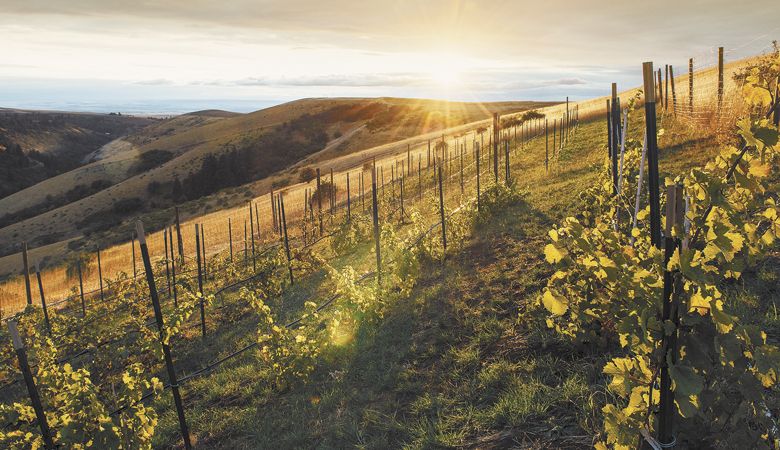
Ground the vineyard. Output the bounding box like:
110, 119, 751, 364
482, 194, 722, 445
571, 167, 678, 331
1, 44, 779, 449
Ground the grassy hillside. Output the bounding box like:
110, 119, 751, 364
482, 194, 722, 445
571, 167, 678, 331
0, 109, 154, 199
0, 98, 552, 259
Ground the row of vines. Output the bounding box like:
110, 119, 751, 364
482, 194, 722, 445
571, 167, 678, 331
539, 49, 780, 448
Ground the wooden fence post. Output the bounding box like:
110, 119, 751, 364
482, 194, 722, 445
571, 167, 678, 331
718, 46, 724, 112
670, 65, 677, 116
665, 64, 670, 111
8, 320, 55, 449
22, 242, 32, 305
279, 193, 294, 285
689, 58, 694, 115
371, 161, 382, 286
35, 265, 50, 334
135, 222, 192, 450
195, 224, 205, 338
643, 62, 663, 247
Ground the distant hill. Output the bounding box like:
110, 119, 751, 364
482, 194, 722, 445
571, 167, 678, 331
0, 110, 154, 198
0, 98, 553, 256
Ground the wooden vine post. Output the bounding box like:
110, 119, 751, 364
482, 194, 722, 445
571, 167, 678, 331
175, 206, 184, 262
35, 264, 51, 334
22, 242, 32, 305
658, 184, 685, 447
545, 119, 549, 173
243, 221, 248, 266
228, 217, 233, 262
135, 221, 192, 450
249, 202, 256, 271
77, 260, 86, 316
164, 228, 171, 295
279, 193, 294, 285
346, 172, 351, 222
611, 83, 620, 195
270, 188, 278, 235
97, 247, 104, 302
371, 161, 382, 286
8, 320, 55, 449
400, 167, 405, 222
195, 224, 206, 338
316, 168, 323, 233
169, 226, 178, 307
643, 62, 663, 247
606, 99, 612, 161
438, 162, 447, 255
504, 140, 510, 185
476, 142, 481, 212
200, 224, 209, 281
493, 113, 500, 183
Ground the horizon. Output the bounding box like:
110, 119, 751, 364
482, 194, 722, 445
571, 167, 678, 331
2, 0, 778, 115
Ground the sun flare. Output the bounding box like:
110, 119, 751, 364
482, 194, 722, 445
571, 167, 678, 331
428, 66, 461, 87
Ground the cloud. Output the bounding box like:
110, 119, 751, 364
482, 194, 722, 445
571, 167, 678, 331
229, 73, 428, 88
133, 78, 174, 85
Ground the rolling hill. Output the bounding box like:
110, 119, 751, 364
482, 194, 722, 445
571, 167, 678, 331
0, 98, 554, 258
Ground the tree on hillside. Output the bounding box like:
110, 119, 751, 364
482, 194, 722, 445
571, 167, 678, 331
172, 176, 183, 201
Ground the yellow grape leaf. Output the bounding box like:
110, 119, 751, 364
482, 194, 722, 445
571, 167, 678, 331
544, 243, 566, 263
689, 291, 710, 314
743, 84, 773, 107
749, 161, 771, 178
542, 290, 568, 316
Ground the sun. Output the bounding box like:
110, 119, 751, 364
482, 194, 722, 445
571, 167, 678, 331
424, 53, 465, 87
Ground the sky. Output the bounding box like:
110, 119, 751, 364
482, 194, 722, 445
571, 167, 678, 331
0, 0, 778, 115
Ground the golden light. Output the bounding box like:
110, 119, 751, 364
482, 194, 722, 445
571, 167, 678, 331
424, 52, 466, 88
428, 66, 461, 87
